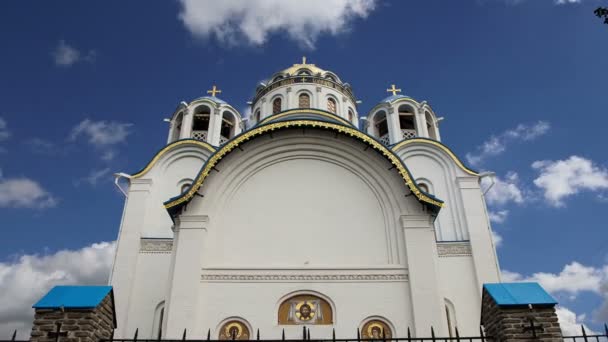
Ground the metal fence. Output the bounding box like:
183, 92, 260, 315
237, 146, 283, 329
4, 324, 608, 342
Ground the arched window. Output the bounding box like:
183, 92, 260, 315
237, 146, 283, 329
398, 105, 417, 139
426, 111, 438, 140
327, 98, 337, 114
181, 183, 191, 194
278, 293, 333, 325
361, 319, 393, 340
418, 183, 430, 193
220, 112, 236, 144
254, 109, 261, 123
273, 98, 282, 114
172, 112, 183, 142
299, 93, 310, 108
192, 105, 211, 141
348, 109, 354, 123
374, 111, 389, 145
152, 301, 165, 340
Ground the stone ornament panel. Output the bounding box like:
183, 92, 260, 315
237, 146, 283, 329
201, 270, 408, 283
437, 242, 472, 257
139, 238, 173, 254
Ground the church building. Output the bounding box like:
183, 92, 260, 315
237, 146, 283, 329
109, 58, 501, 340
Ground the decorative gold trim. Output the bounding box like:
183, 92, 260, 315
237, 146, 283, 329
165, 120, 444, 210
132, 140, 216, 179
259, 109, 353, 127
391, 139, 478, 176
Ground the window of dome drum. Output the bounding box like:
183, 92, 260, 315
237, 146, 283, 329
192, 114, 210, 131
327, 98, 337, 114
299, 94, 310, 108
254, 110, 261, 122
221, 116, 235, 139
273, 98, 282, 114
348, 110, 354, 122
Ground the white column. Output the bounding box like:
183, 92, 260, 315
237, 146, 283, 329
163, 214, 208, 338
416, 106, 429, 138
457, 177, 501, 288
208, 108, 220, 146
285, 87, 292, 109
181, 107, 193, 139
315, 86, 322, 109
260, 98, 268, 119
387, 106, 400, 144
401, 214, 448, 336
166, 121, 174, 144
110, 179, 152, 338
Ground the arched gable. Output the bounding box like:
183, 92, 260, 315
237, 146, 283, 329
131, 139, 216, 179
164, 120, 444, 218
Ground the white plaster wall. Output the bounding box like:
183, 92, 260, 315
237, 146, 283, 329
124, 252, 173, 338
139, 146, 214, 237
396, 145, 470, 241
195, 280, 412, 339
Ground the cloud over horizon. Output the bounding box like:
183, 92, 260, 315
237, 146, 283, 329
178, 0, 378, 49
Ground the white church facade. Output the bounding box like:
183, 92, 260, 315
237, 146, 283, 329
109, 59, 501, 340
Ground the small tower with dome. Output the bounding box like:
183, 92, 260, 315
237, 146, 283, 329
364, 84, 442, 145
166, 85, 243, 146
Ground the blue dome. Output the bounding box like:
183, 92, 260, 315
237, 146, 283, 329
193, 96, 227, 105
382, 94, 410, 103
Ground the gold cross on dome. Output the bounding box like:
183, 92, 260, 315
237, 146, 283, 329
386, 84, 401, 96
207, 85, 222, 97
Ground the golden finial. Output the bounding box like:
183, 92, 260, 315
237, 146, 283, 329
207, 85, 222, 97
386, 84, 401, 96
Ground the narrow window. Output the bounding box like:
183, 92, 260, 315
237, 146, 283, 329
299, 94, 310, 108
348, 109, 354, 123
327, 98, 337, 114
273, 98, 282, 114
254, 110, 261, 123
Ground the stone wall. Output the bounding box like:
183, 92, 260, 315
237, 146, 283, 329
30, 295, 114, 342
481, 288, 562, 342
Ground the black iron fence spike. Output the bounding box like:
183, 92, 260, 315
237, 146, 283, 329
604, 323, 608, 337
257, 328, 260, 341
407, 327, 411, 340
11, 330, 16, 341
357, 327, 361, 342
207, 328, 211, 341
455, 326, 460, 342
182, 328, 187, 341
303, 326, 306, 340
332, 328, 336, 342
431, 326, 436, 341
282, 328, 285, 341
133, 328, 139, 342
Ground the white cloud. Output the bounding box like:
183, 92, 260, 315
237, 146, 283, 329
76, 168, 111, 187
502, 262, 608, 333
0, 117, 9, 142
0, 177, 57, 209
178, 0, 377, 48
490, 229, 503, 247
70, 119, 132, 147
466, 121, 550, 167
489, 209, 509, 224
483, 172, 524, 206
0, 241, 116, 339
555, 306, 594, 336
532, 156, 608, 207
52, 40, 96, 67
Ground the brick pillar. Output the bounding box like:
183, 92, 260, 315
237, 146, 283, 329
481, 283, 561, 342
31, 286, 116, 342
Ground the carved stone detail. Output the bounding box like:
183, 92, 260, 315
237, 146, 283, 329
201, 273, 408, 282
140, 238, 173, 254
437, 242, 472, 257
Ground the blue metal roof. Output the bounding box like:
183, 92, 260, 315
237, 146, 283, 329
382, 94, 410, 103
193, 96, 227, 104
484, 282, 557, 306
33, 285, 113, 309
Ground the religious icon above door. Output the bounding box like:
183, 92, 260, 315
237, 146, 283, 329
278, 294, 333, 325
361, 320, 393, 340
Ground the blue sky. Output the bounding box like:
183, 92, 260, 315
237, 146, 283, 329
1, 0, 607, 337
